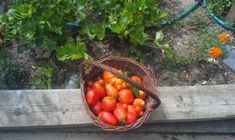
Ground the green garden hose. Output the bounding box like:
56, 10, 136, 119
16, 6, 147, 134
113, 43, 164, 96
160, 0, 202, 25
203, 0, 235, 32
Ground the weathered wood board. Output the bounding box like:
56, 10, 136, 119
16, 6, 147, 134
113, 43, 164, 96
0, 133, 234, 140
0, 84, 235, 130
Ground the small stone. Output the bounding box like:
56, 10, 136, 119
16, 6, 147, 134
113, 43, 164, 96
201, 81, 207, 85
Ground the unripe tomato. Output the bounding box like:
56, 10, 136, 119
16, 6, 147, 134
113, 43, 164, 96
138, 90, 146, 99
127, 105, 137, 116
131, 76, 143, 86
102, 96, 116, 112
99, 111, 117, 126
119, 89, 134, 104
126, 112, 137, 124
113, 106, 127, 123
86, 89, 100, 106
91, 101, 102, 116
133, 98, 145, 108
105, 83, 119, 99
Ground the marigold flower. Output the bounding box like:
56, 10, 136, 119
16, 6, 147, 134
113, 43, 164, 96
217, 33, 229, 42
209, 47, 222, 59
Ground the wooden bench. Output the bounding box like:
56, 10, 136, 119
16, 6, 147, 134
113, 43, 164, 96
0, 84, 235, 133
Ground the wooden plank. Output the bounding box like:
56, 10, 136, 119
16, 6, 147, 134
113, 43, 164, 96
0, 133, 234, 140
226, 3, 235, 23
0, 84, 235, 129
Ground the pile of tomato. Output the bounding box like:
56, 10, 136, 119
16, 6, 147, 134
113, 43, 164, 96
86, 67, 146, 126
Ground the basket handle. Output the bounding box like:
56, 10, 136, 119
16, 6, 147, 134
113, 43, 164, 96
83, 60, 160, 106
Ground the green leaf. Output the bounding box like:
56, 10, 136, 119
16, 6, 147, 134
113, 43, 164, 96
130, 84, 139, 97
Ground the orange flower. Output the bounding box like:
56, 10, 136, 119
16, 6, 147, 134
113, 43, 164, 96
217, 33, 229, 42
209, 47, 222, 59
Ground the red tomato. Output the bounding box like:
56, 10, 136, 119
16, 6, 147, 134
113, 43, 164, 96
126, 112, 137, 124
119, 89, 134, 104
99, 111, 117, 126
122, 103, 128, 110
92, 82, 106, 98
135, 106, 143, 113
127, 105, 137, 116
133, 98, 145, 108
91, 101, 102, 116
102, 96, 116, 112
96, 78, 105, 85
105, 83, 119, 99
88, 81, 93, 86
86, 89, 100, 106
131, 76, 143, 86
113, 106, 127, 123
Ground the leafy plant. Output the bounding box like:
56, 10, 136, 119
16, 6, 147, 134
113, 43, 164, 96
0, 49, 21, 88
56, 37, 89, 61
208, 0, 234, 16
31, 61, 57, 89
79, 0, 168, 45
0, 0, 77, 49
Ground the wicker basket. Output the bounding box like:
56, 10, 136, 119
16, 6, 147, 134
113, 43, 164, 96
80, 56, 161, 131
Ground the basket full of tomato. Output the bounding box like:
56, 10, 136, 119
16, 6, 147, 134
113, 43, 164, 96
80, 56, 161, 131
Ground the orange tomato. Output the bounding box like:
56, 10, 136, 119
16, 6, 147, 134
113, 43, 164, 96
127, 105, 137, 116
119, 89, 134, 104
138, 111, 144, 117
102, 96, 116, 112
131, 76, 143, 86
103, 70, 116, 82
113, 106, 127, 123
133, 98, 145, 108
105, 83, 119, 99
138, 90, 146, 99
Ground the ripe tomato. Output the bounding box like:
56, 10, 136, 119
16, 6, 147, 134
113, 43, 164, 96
133, 98, 145, 108
138, 111, 144, 117
92, 82, 106, 98
86, 89, 100, 106
135, 105, 143, 113
105, 83, 119, 99
113, 106, 127, 123
119, 89, 134, 104
88, 81, 93, 86
99, 111, 117, 126
126, 112, 137, 124
127, 105, 137, 116
103, 70, 116, 82
91, 101, 102, 116
102, 96, 116, 112
131, 76, 143, 86
96, 78, 105, 85
122, 103, 128, 110
138, 90, 146, 99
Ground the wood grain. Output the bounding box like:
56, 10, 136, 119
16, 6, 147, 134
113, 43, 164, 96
0, 84, 235, 129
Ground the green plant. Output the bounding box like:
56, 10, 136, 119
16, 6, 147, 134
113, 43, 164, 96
0, 0, 77, 49
56, 37, 90, 61
79, 0, 168, 45
208, 0, 234, 16
0, 49, 21, 88
31, 61, 57, 89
